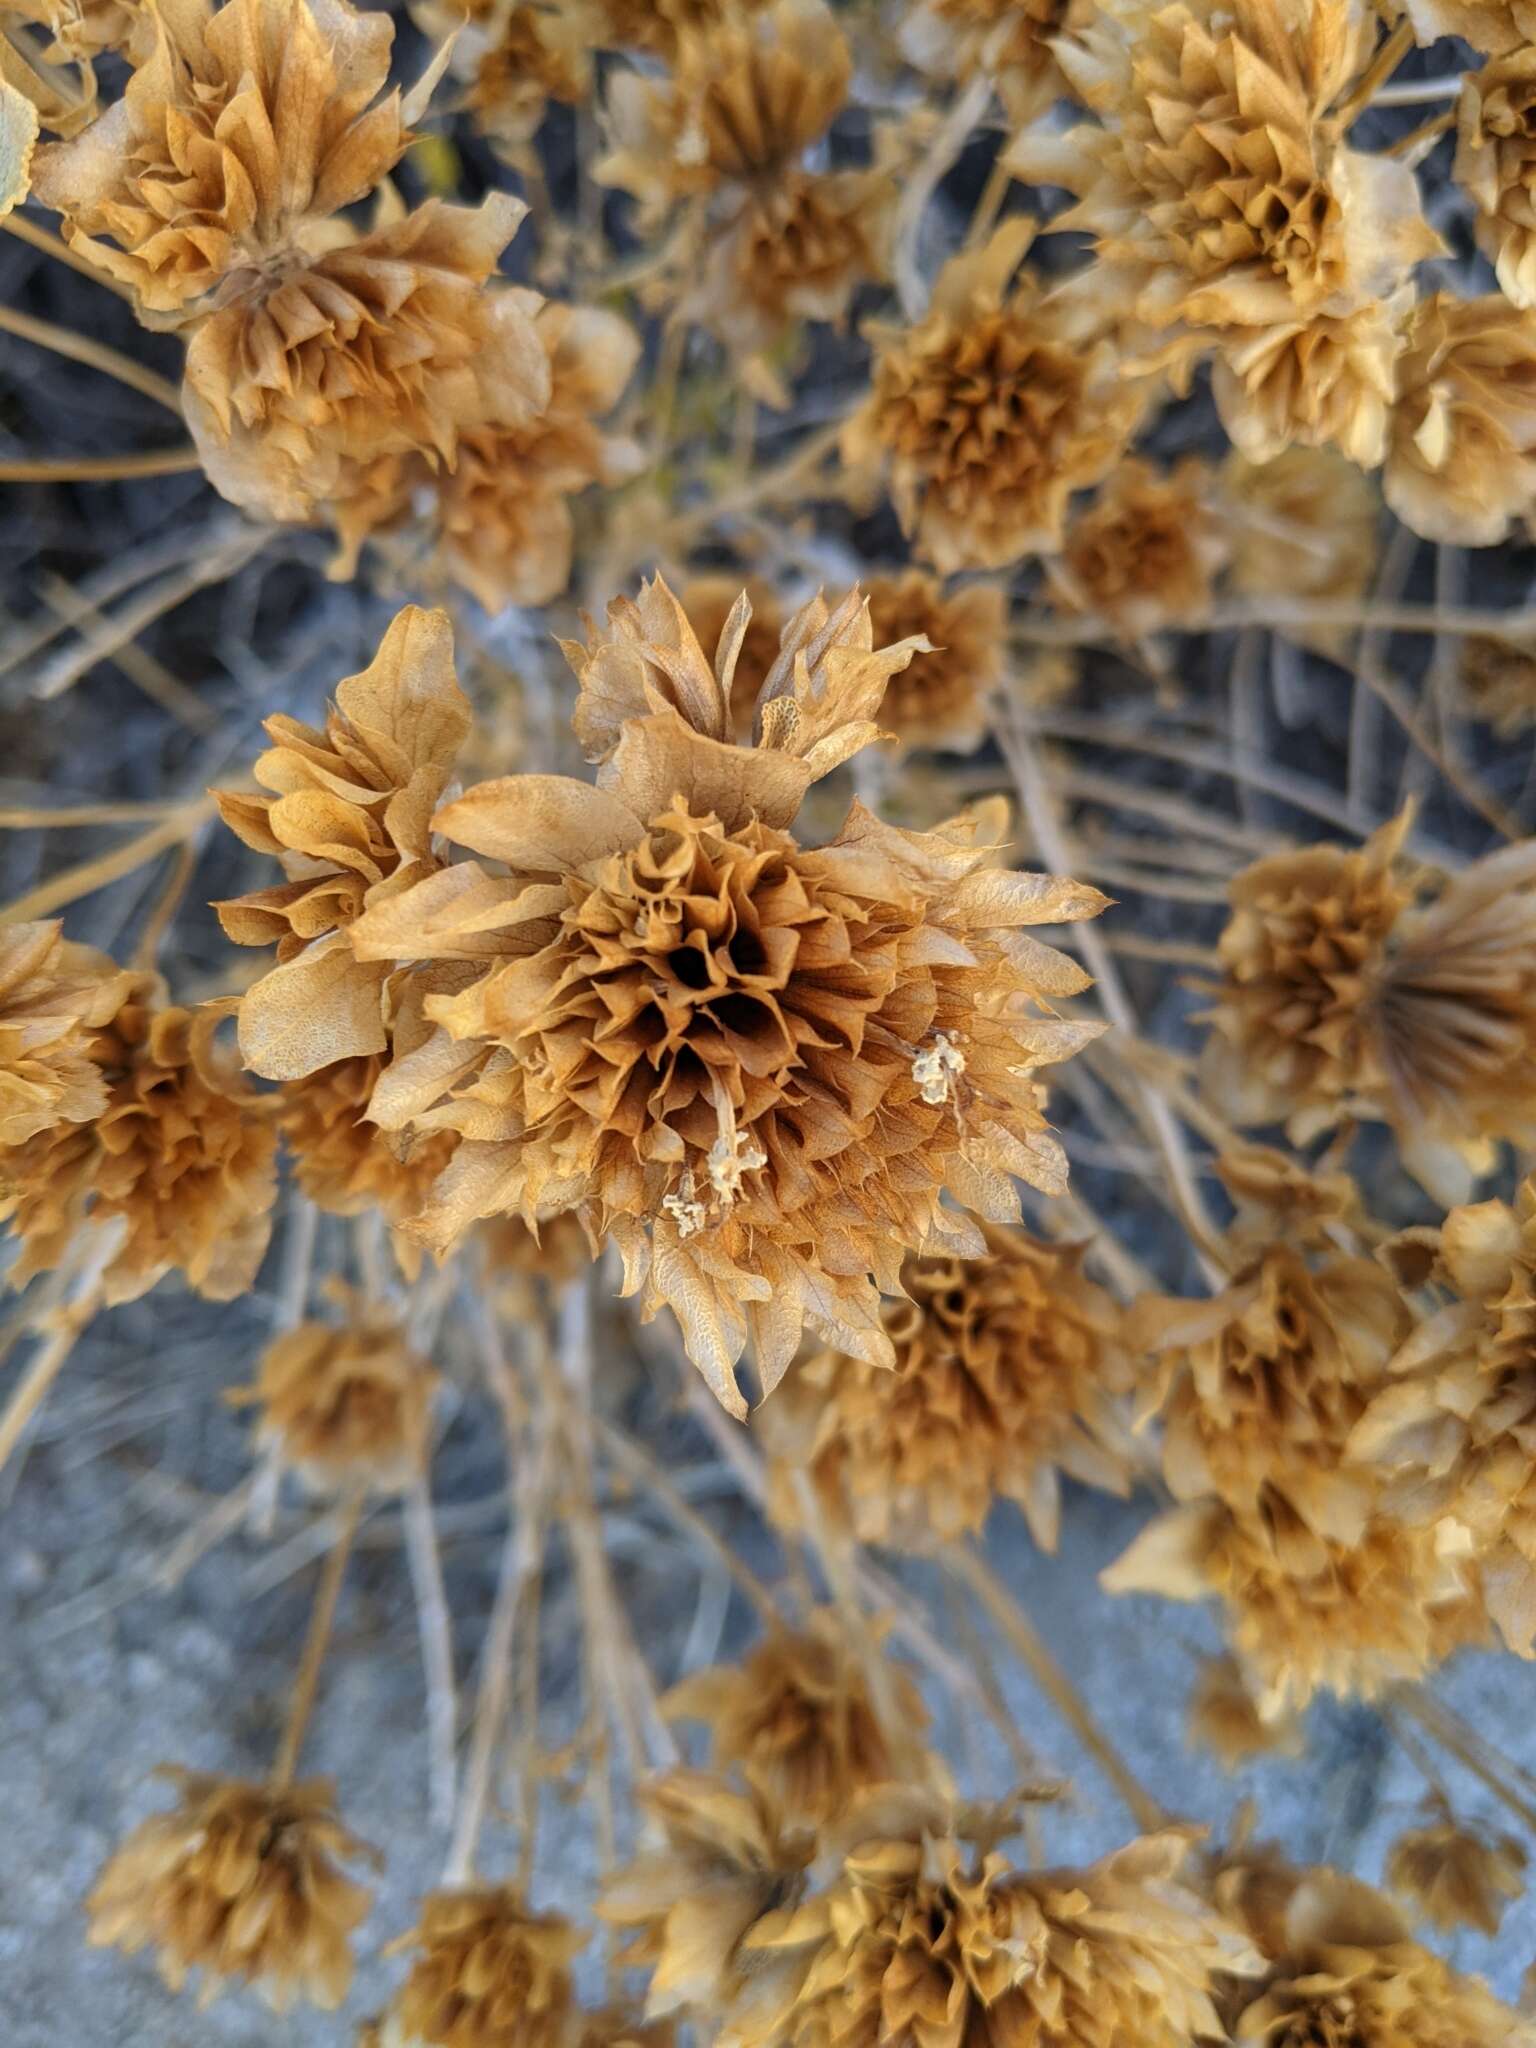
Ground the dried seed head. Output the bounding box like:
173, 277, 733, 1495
663, 1612, 926, 1824
231, 1298, 438, 1493
1387, 1807, 1527, 1939
764, 1227, 1133, 1551
2, 997, 277, 1305
86, 1769, 375, 2012
387, 1887, 583, 2048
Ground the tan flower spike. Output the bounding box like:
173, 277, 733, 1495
87, 1768, 375, 2012
340, 582, 1107, 1410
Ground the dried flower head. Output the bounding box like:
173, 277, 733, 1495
277, 1054, 458, 1227
386, 1888, 583, 2048
1015, 0, 1436, 343
744, 1791, 1262, 2048
2, 996, 276, 1303
1186, 1653, 1304, 1770
1456, 51, 1536, 309
31, 0, 423, 312
1350, 1179, 1536, 1653
1134, 1240, 1408, 1541
1104, 1496, 1485, 1716
902, 0, 1091, 122
1387, 1806, 1527, 1939
1208, 293, 1407, 469
863, 571, 1005, 753
1048, 457, 1227, 637
181, 195, 549, 536
1384, 293, 1536, 547
408, 299, 640, 612
845, 223, 1144, 570
663, 1613, 926, 1824
600, 1771, 812, 2023
1461, 634, 1536, 735
1224, 446, 1380, 660
215, 605, 471, 1081
340, 582, 1107, 1408
1392, 0, 1536, 55
86, 1768, 375, 2011
764, 1226, 1133, 1550
1199, 808, 1417, 1145
410, 0, 589, 154
1224, 1865, 1533, 2048
7, 0, 145, 64
688, 167, 894, 374
231, 1299, 437, 1491
597, 0, 849, 217
0, 919, 132, 1148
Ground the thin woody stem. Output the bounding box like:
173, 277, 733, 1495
0, 303, 182, 413
0, 1288, 99, 1473
945, 1542, 1170, 1836
269, 1489, 363, 1792
0, 446, 202, 481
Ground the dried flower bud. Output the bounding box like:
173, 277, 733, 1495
0, 919, 133, 1148
1048, 458, 1227, 637
1186, 1653, 1304, 1770
1387, 1807, 1527, 1938
865, 571, 1006, 753
1385, 293, 1536, 547
231, 1301, 437, 1492
764, 1227, 1133, 1550
87, 1768, 375, 2011
1224, 446, 1381, 660
386, 1888, 583, 2048
663, 1613, 926, 1824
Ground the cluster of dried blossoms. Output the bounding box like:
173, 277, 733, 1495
12, 0, 1536, 2032
214, 584, 1108, 1411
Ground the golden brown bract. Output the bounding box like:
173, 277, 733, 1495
1, 996, 277, 1303
1048, 457, 1227, 637
763, 1225, 1132, 1549
0, 919, 133, 1148
743, 1792, 1263, 2048
1384, 294, 1536, 546
338, 581, 1107, 1407
1460, 633, 1536, 735
386, 1888, 583, 2048
231, 1303, 437, 1492
31, 0, 415, 313
845, 224, 1145, 571
864, 571, 1005, 753
663, 1613, 926, 1825
1351, 1178, 1536, 1654
86, 1769, 375, 2012
215, 604, 471, 1082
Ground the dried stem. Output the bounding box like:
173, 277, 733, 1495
269, 1489, 363, 1792
0, 446, 203, 482
0, 1288, 99, 1474
404, 1468, 459, 1830
1389, 1686, 1536, 1833
944, 1542, 1169, 1835
444, 1429, 555, 1885
0, 304, 183, 413
0, 801, 212, 922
